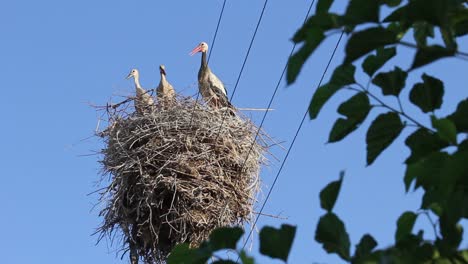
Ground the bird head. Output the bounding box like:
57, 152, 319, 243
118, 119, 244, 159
126, 69, 139, 79
159, 65, 167, 76
190, 42, 208, 56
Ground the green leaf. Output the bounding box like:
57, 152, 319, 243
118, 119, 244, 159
395, 211, 418, 243
292, 13, 341, 43
259, 224, 296, 262
413, 22, 435, 47
404, 128, 448, 165
405, 152, 450, 193
431, 116, 457, 145
447, 99, 468, 133
439, 27, 457, 50
372, 66, 408, 97
309, 64, 356, 119
287, 28, 325, 84
439, 217, 464, 251
316, 0, 333, 14
320, 171, 344, 212
344, 27, 398, 64
239, 251, 255, 264
387, 21, 409, 40
454, 19, 468, 37
381, 0, 402, 7
208, 227, 243, 251
315, 212, 351, 261
383, 0, 452, 27
410, 45, 456, 70
362, 47, 396, 77
344, 0, 380, 24
366, 112, 404, 165
329, 92, 371, 142
167, 244, 210, 264
330, 63, 357, 86
409, 73, 444, 113
383, 5, 406, 23
354, 234, 378, 259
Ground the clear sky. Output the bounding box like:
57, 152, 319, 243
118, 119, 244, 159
1, 1, 466, 263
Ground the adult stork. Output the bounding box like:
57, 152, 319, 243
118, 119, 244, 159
190, 42, 236, 114
156, 65, 176, 107
126, 69, 155, 115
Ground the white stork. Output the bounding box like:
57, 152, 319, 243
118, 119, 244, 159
190, 42, 236, 114
156, 65, 176, 107
126, 69, 155, 115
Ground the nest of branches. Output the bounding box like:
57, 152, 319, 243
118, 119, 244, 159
95, 96, 270, 263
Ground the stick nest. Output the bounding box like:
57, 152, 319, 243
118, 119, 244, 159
95, 96, 269, 263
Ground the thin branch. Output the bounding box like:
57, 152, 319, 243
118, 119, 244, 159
237, 108, 275, 111
397, 96, 404, 113
253, 211, 288, 220
418, 210, 440, 239
399, 41, 468, 61
350, 84, 435, 132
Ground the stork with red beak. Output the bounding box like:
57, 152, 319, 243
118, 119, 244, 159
156, 65, 176, 108
126, 68, 155, 115
190, 42, 235, 114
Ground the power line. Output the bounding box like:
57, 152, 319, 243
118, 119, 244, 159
239, 31, 345, 252
207, 0, 227, 63
211, 0, 270, 144
236, 0, 316, 191
188, 0, 227, 128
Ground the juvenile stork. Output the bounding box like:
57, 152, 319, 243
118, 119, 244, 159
126, 69, 155, 115
190, 42, 236, 114
157, 65, 176, 107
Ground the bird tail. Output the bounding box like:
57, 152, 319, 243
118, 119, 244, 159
224, 98, 237, 116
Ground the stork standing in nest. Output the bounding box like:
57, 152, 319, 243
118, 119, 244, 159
126, 69, 155, 115
156, 65, 176, 108
190, 42, 236, 115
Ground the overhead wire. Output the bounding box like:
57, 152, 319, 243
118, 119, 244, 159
188, 0, 228, 128
239, 31, 346, 253
211, 0, 270, 144
236, 0, 316, 190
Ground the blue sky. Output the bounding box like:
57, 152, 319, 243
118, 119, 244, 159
1, 0, 466, 263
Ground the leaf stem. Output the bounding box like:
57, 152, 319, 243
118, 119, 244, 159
397, 96, 404, 113
349, 84, 434, 132
399, 41, 468, 61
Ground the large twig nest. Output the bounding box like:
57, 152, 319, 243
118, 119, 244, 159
95, 96, 270, 263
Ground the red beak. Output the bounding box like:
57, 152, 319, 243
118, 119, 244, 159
189, 45, 202, 56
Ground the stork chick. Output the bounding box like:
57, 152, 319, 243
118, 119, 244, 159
157, 65, 176, 108
190, 42, 236, 114
126, 69, 155, 115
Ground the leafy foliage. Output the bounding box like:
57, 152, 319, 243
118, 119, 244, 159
395, 211, 418, 243
409, 73, 444, 113
329, 92, 371, 142
309, 64, 356, 119
319, 171, 344, 211
411, 45, 456, 70
362, 47, 396, 77
344, 27, 398, 64
372, 66, 408, 96
316, 212, 351, 261
259, 225, 296, 262
168, 1, 468, 263
366, 112, 404, 165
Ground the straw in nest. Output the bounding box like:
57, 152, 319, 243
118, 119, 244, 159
95, 97, 270, 263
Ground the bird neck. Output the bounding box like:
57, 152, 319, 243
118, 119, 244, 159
160, 73, 168, 85
161, 73, 167, 82
201, 51, 208, 69
133, 75, 142, 89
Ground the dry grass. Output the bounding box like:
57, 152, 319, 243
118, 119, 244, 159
94, 96, 270, 263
